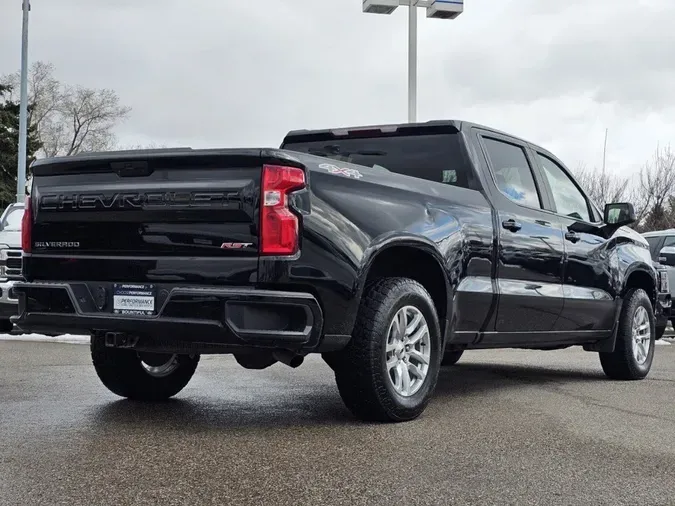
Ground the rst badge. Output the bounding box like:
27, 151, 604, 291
220, 242, 253, 250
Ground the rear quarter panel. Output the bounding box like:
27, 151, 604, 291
257, 153, 495, 339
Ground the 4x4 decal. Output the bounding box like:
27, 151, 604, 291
318, 163, 364, 180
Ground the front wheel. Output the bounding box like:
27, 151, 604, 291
600, 288, 655, 380
333, 278, 442, 422
91, 335, 199, 400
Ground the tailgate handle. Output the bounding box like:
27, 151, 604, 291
111, 161, 153, 177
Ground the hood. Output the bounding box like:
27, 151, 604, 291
0, 229, 21, 249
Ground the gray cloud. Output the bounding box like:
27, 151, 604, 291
445, 0, 675, 112
1, 0, 673, 174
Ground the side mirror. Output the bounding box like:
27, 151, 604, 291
604, 202, 636, 226
659, 246, 675, 267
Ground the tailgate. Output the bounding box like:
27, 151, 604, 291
25, 149, 305, 283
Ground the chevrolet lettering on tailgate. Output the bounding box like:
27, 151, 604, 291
39, 191, 242, 211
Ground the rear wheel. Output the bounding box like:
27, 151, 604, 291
600, 289, 655, 380
655, 324, 666, 341
333, 278, 442, 422
91, 334, 199, 400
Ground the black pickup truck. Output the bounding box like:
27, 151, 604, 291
13, 120, 671, 423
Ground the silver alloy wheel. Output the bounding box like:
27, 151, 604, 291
385, 305, 431, 397
631, 306, 651, 365
140, 354, 180, 378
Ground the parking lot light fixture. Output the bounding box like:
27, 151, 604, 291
361, 0, 464, 123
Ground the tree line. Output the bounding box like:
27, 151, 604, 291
0, 61, 130, 207
1, 61, 674, 233
572, 144, 675, 233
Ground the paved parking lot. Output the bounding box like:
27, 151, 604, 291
1, 340, 674, 506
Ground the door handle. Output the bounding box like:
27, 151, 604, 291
502, 219, 522, 232
565, 231, 580, 243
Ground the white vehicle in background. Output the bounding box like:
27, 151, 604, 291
0, 202, 24, 332
643, 229, 675, 339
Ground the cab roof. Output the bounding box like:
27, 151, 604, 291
282, 119, 533, 146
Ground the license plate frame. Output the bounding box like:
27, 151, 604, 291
112, 283, 156, 316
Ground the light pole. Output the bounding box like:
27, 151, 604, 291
362, 0, 464, 124
16, 0, 30, 203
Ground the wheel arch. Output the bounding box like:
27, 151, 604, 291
622, 264, 657, 306
588, 264, 658, 354
357, 236, 451, 341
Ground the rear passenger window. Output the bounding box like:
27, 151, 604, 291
482, 137, 542, 209
664, 236, 675, 248
282, 133, 478, 190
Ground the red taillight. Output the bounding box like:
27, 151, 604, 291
260, 164, 305, 256
21, 196, 32, 253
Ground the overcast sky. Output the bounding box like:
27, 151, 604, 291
1, 0, 674, 176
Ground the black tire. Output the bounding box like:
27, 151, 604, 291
655, 324, 666, 341
91, 334, 199, 400
0, 319, 13, 333
600, 288, 655, 380
333, 278, 442, 422
441, 350, 464, 366
321, 351, 344, 372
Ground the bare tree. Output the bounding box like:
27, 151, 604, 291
4, 62, 61, 141
1, 61, 131, 158
573, 145, 675, 232
44, 86, 130, 156
634, 143, 675, 231
571, 163, 631, 210
115, 141, 169, 151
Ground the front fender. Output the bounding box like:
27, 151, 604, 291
621, 262, 657, 295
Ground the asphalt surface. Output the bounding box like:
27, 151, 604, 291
1, 341, 675, 506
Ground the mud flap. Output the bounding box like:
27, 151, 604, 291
583, 299, 622, 353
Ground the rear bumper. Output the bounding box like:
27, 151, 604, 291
11, 281, 326, 353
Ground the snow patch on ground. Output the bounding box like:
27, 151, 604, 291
1, 334, 673, 348
0, 333, 89, 344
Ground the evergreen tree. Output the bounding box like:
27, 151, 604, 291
0, 84, 41, 206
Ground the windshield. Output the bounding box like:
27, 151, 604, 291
3, 207, 24, 230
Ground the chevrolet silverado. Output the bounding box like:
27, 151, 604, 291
12, 120, 671, 422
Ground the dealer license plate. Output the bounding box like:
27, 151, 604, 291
113, 284, 156, 316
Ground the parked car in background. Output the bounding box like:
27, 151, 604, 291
0, 202, 24, 332
643, 229, 675, 338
